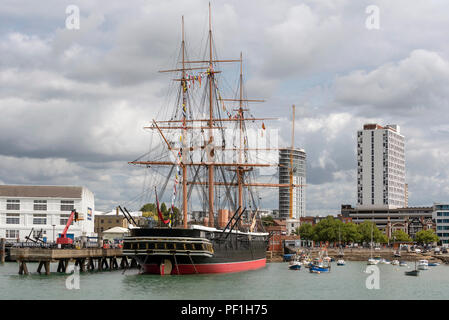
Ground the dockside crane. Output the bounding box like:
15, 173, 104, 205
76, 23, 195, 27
56, 209, 80, 247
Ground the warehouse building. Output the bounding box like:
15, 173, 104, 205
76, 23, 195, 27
0, 185, 95, 242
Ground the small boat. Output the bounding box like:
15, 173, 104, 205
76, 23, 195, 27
367, 258, 379, 265
288, 255, 302, 270
379, 258, 390, 264
309, 263, 330, 273
417, 260, 429, 270
405, 261, 420, 276
399, 261, 408, 267
288, 261, 302, 270
309, 255, 331, 273
428, 262, 440, 267
283, 254, 295, 262
337, 259, 345, 266
391, 260, 400, 266
405, 270, 419, 276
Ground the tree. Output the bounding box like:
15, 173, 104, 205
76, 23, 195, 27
313, 216, 341, 242
140, 203, 156, 213
297, 223, 315, 240
341, 222, 361, 243
415, 229, 439, 244
261, 215, 275, 227
391, 230, 412, 243
140, 202, 180, 224
357, 221, 385, 244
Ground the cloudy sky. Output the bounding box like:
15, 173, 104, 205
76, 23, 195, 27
1, 0, 448, 214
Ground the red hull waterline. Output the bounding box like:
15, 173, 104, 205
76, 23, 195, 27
143, 258, 267, 275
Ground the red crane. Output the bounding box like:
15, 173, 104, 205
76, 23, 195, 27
56, 209, 79, 246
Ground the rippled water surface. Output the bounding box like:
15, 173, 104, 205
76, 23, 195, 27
1, 261, 448, 299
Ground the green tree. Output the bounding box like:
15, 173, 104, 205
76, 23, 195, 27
140, 203, 156, 213
415, 229, 439, 244
391, 230, 412, 243
313, 216, 341, 242
357, 221, 385, 243
261, 215, 275, 227
297, 223, 315, 240
378, 233, 389, 244
341, 222, 361, 243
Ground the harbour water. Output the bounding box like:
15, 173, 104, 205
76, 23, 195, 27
1, 261, 449, 300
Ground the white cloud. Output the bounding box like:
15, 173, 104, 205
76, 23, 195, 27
1, 0, 449, 214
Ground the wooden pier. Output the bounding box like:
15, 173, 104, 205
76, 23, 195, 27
10, 247, 139, 275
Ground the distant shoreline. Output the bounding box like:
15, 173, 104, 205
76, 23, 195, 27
267, 248, 447, 263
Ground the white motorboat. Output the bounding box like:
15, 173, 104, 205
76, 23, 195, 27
418, 260, 429, 270
367, 258, 379, 265
391, 260, 400, 266
379, 258, 390, 264
337, 259, 345, 266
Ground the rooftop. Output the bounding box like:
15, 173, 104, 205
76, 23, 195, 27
0, 185, 83, 199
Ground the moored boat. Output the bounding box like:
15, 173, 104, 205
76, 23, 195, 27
405, 270, 419, 276
289, 260, 302, 270
122, 5, 276, 275
309, 257, 331, 273
417, 260, 429, 270
124, 225, 268, 275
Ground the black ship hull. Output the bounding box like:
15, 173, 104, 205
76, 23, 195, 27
123, 225, 269, 275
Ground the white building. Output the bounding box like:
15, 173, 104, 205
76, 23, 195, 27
433, 203, 449, 247
0, 185, 95, 242
279, 148, 306, 219
286, 218, 300, 236
357, 124, 406, 209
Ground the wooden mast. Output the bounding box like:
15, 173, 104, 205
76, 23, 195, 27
289, 105, 295, 219
130, 6, 310, 233
207, 2, 215, 227
181, 16, 188, 229
238, 52, 244, 220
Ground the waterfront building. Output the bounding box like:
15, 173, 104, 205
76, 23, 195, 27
357, 124, 406, 209
341, 205, 434, 239
279, 148, 306, 219
300, 216, 315, 226
433, 203, 449, 247
285, 218, 300, 235
265, 219, 287, 252
0, 185, 95, 242
102, 226, 130, 243
94, 209, 142, 238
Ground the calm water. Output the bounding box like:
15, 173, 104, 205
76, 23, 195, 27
1, 261, 449, 300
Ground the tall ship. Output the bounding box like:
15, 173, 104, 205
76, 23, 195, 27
123, 5, 300, 275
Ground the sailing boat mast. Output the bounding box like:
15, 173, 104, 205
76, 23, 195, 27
129, 4, 309, 232
181, 16, 188, 229
207, 2, 215, 227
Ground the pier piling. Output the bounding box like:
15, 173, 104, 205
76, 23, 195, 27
0, 238, 5, 264
18, 260, 29, 275
10, 247, 139, 275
